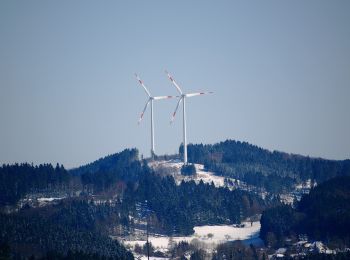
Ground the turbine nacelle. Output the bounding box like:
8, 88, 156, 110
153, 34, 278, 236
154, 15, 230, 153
134, 71, 213, 163
165, 70, 213, 123
135, 73, 177, 124
135, 73, 177, 158
165, 70, 213, 164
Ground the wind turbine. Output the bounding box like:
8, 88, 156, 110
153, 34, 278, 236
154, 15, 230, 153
165, 70, 213, 164
135, 73, 176, 159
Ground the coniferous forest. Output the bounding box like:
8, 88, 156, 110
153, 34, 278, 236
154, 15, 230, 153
1, 141, 350, 258
0, 163, 70, 206
0, 145, 270, 258
185, 140, 350, 193
260, 176, 350, 248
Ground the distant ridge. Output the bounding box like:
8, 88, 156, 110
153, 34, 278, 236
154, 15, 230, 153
183, 139, 350, 193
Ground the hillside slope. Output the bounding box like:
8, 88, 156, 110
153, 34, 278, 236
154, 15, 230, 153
260, 176, 350, 248
185, 140, 350, 193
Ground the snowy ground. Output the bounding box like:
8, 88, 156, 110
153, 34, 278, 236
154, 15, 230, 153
150, 160, 271, 200
150, 160, 311, 204
149, 160, 239, 189
37, 197, 65, 202
122, 221, 261, 252
124, 161, 264, 258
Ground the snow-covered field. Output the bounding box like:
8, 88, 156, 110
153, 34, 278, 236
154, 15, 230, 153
123, 160, 265, 258
37, 197, 65, 202
123, 221, 261, 252
149, 160, 238, 189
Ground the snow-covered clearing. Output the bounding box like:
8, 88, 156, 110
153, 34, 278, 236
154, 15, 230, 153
37, 197, 65, 202
123, 221, 261, 251
150, 160, 310, 204
123, 160, 264, 257
149, 160, 239, 189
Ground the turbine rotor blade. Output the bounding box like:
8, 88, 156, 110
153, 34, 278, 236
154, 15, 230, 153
170, 97, 183, 123
135, 73, 151, 97
138, 98, 151, 124
153, 95, 178, 100
165, 70, 183, 95
185, 91, 213, 98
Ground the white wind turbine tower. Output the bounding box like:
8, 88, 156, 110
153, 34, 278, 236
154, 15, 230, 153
135, 73, 176, 159
165, 70, 213, 164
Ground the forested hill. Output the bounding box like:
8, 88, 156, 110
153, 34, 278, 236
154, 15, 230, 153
69, 149, 269, 235
260, 175, 350, 248
1, 147, 271, 258
0, 149, 142, 206
70, 148, 145, 192
185, 140, 350, 193
69, 148, 139, 176
0, 163, 71, 206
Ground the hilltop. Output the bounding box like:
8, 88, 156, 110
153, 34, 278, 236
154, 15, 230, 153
185, 140, 350, 194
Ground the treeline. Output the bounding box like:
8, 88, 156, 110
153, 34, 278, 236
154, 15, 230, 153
0, 199, 133, 259
0, 163, 72, 206
184, 140, 350, 193
0, 149, 141, 206
260, 176, 350, 248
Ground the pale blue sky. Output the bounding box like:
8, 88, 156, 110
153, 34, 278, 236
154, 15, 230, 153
1, 1, 349, 168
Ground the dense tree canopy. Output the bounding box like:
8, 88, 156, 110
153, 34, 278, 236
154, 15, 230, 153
0, 147, 272, 258
125, 171, 267, 235
260, 176, 350, 248
184, 140, 350, 193
0, 200, 133, 259
0, 163, 71, 206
